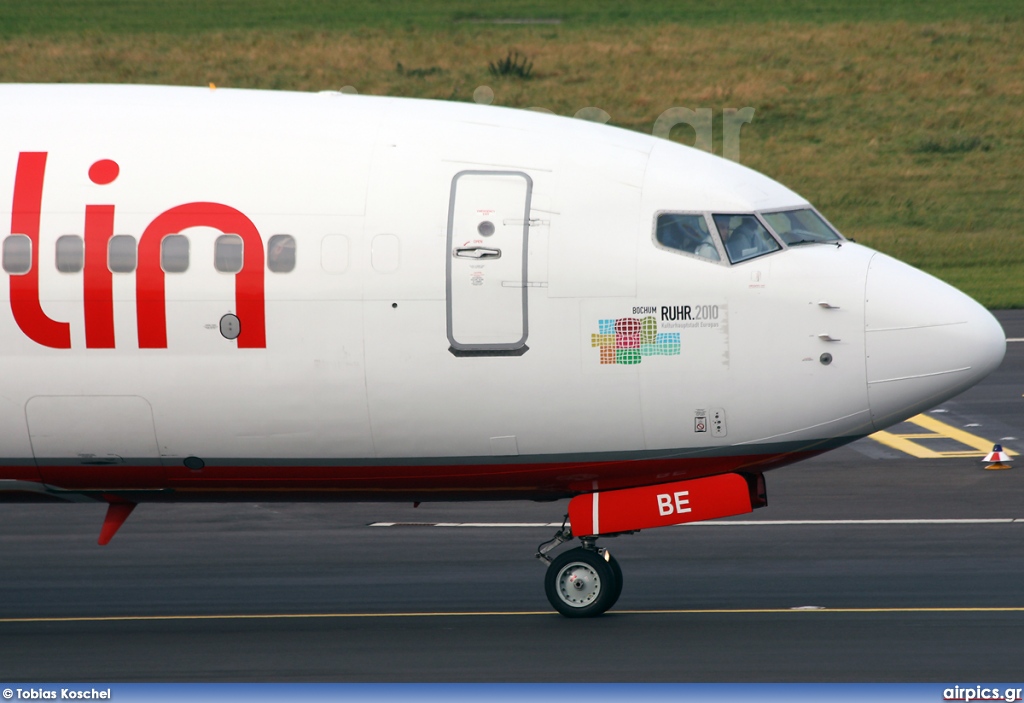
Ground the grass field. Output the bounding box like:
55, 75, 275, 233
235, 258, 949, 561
3, 0, 1024, 35
2, 2, 1022, 307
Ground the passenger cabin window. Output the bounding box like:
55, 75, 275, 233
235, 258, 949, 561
56, 235, 84, 273
214, 234, 243, 273
267, 234, 296, 273
762, 208, 842, 245
161, 234, 189, 273
108, 235, 137, 273
2, 235, 31, 275
655, 214, 721, 261
713, 214, 781, 264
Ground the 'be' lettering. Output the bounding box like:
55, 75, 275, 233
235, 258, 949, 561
657, 491, 691, 516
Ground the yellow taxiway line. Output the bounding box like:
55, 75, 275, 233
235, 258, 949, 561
869, 413, 1019, 459
4, 607, 1024, 623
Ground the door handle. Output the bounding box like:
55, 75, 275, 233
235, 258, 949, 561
454, 247, 501, 259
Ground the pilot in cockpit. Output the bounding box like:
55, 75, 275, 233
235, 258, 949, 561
725, 220, 758, 260
656, 214, 720, 261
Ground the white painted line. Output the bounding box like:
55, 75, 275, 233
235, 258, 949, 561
681, 519, 1018, 525
370, 519, 1022, 528
369, 522, 563, 528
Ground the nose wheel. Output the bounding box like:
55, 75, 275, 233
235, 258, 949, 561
543, 545, 623, 617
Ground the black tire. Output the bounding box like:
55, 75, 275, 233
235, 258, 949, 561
544, 547, 620, 618
607, 552, 624, 606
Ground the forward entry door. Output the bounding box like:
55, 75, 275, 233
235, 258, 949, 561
446, 170, 532, 355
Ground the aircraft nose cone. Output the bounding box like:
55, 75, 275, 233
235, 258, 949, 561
864, 253, 1005, 430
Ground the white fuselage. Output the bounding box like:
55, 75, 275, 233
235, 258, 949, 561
0, 84, 1005, 501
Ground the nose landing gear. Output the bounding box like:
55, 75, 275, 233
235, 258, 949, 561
534, 473, 763, 616
537, 525, 623, 617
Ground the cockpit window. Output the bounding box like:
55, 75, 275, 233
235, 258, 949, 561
762, 208, 842, 245
713, 214, 781, 264
655, 214, 721, 261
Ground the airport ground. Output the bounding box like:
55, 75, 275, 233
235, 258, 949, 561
0, 312, 1021, 682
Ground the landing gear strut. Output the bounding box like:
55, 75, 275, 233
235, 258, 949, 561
537, 525, 623, 617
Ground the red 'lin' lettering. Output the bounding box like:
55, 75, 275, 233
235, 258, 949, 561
84, 159, 119, 349
137, 204, 266, 349
7, 152, 267, 350
9, 152, 72, 348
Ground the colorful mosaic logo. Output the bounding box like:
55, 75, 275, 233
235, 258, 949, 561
591, 316, 681, 365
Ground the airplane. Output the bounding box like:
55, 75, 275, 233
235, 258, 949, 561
0, 83, 1006, 617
